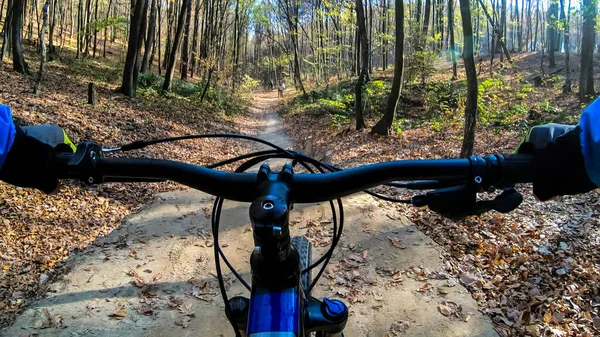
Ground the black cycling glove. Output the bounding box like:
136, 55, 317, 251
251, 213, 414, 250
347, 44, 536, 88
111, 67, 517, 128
518, 126, 597, 201
0, 125, 72, 193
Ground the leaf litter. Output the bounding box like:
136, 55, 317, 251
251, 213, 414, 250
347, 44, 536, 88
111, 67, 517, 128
282, 89, 600, 336
0, 55, 259, 328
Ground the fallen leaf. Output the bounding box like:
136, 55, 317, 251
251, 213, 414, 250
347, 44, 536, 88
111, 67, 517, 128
417, 283, 432, 292
132, 277, 145, 288
153, 273, 163, 281
551, 312, 565, 324
389, 320, 410, 334
86, 299, 99, 310
178, 301, 195, 316
175, 315, 191, 328
108, 308, 127, 320
542, 311, 552, 323
439, 303, 452, 316
387, 236, 407, 249
137, 303, 153, 316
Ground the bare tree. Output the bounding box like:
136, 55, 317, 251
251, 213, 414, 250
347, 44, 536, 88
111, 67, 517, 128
459, 0, 477, 157
34, 0, 49, 94
1, 0, 13, 60
141, 0, 157, 72
180, 0, 192, 79
448, 0, 457, 79
164, 0, 191, 91
579, 0, 596, 102
355, 0, 369, 130
11, 0, 28, 74
560, 0, 571, 93
372, 0, 403, 136
120, 0, 149, 97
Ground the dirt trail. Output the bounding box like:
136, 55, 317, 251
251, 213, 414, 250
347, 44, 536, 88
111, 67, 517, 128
2, 91, 498, 337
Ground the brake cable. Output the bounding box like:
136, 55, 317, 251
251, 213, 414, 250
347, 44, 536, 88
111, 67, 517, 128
105, 133, 415, 334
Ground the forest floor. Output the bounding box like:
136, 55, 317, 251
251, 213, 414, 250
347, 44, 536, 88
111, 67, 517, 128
0, 46, 260, 328
280, 52, 600, 337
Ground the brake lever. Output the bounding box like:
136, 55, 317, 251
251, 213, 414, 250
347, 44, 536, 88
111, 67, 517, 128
412, 186, 522, 220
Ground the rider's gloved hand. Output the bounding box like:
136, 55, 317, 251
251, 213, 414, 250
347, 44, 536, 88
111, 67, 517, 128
516, 124, 597, 201
0, 124, 75, 194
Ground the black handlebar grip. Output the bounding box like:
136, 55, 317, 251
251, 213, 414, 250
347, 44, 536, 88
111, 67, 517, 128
501, 153, 535, 184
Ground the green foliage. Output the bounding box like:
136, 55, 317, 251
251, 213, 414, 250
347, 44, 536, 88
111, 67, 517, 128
538, 100, 561, 114
137, 72, 164, 90
365, 80, 390, 113
240, 75, 261, 92
331, 114, 350, 126
404, 22, 436, 83
88, 17, 129, 34
405, 49, 436, 83
425, 81, 458, 115
477, 78, 505, 126
285, 80, 354, 118
519, 83, 536, 94
137, 72, 245, 115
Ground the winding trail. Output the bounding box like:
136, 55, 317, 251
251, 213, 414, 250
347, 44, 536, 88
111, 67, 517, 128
2, 92, 499, 337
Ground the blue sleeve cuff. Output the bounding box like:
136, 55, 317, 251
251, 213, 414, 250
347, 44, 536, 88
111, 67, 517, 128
0, 105, 16, 170
579, 98, 600, 187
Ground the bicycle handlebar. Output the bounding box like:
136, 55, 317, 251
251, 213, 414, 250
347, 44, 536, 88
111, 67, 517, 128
55, 142, 534, 203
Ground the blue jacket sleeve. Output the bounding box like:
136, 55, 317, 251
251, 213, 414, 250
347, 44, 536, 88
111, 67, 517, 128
0, 105, 16, 170
579, 98, 600, 187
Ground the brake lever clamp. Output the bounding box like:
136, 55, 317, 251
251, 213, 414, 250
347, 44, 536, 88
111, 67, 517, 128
68, 142, 104, 185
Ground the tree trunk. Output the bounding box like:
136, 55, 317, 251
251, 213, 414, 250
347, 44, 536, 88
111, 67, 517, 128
141, 0, 156, 72
355, 0, 368, 130
371, 0, 403, 136
84, 0, 92, 56
163, 0, 190, 91
180, 0, 191, 79
459, 0, 477, 157
231, 0, 239, 89
76, 0, 82, 57
1, 0, 13, 60
477, 0, 512, 62
120, 0, 148, 97
533, 0, 539, 49
103, 0, 112, 57
382, 0, 388, 70
190, 0, 200, 77
579, 0, 595, 102
157, 0, 161, 74
560, 0, 571, 92
423, 0, 430, 36
547, 1, 558, 68
11, 0, 27, 73
132, 0, 149, 87
162, 0, 173, 69
34, 0, 48, 94
48, 0, 56, 53
92, 0, 98, 57
448, 0, 457, 79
